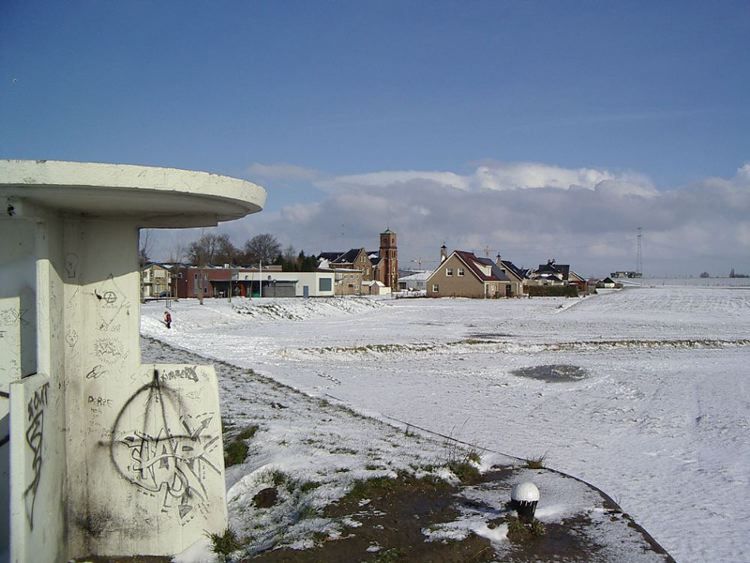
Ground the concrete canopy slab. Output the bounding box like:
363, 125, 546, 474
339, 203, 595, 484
0, 160, 266, 227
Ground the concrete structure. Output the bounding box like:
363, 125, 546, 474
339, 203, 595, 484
168, 267, 334, 298
234, 271, 335, 298
0, 160, 266, 561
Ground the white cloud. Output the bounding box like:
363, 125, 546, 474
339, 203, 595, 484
472, 161, 614, 191
151, 160, 750, 277
247, 162, 320, 182
317, 170, 470, 191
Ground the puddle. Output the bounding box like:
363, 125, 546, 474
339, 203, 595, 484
511, 364, 588, 382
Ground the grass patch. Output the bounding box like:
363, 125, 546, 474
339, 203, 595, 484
207, 528, 242, 561
237, 425, 259, 440
224, 441, 248, 467
446, 448, 482, 484
525, 454, 546, 469
223, 425, 260, 467
341, 472, 451, 507
299, 480, 321, 493
506, 517, 546, 543
447, 459, 481, 484
271, 469, 289, 488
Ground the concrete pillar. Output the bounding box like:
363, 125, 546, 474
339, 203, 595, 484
0, 160, 266, 561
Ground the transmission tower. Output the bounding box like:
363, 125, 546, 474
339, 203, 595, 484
636, 227, 643, 278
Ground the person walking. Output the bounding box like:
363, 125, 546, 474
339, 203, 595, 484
164, 310, 172, 329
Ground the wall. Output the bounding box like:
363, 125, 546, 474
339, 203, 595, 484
61, 218, 228, 557
1, 215, 66, 563
1, 210, 228, 560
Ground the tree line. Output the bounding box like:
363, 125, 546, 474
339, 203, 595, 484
138, 231, 321, 270
185, 233, 318, 271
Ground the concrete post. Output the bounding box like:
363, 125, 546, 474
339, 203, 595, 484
0, 160, 266, 561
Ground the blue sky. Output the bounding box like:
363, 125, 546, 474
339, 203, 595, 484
2, 1, 749, 275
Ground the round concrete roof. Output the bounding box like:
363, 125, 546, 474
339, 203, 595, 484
0, 160, 266, 227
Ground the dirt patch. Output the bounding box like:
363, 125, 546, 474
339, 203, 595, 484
246, 472, 495, 562
511, 364, 588, 382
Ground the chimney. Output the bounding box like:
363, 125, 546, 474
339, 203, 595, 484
440, 244, 448, 263
496, 254, 502, 266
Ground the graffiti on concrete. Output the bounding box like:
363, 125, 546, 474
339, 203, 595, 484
110, 370, 221, 524
64, 252, 79, 279
24, 381, 50, 530
94, 338, 125, 360
0, 305, 28, 327
94, 275, 129, 331
85, 364, 107, 380
65, 328, 79, 348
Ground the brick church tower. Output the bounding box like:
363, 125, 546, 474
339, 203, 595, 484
379, 228, 398, 289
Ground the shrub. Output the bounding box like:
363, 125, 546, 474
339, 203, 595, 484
527, 285, 579, 297
207, 528, 242, 561
506, 517, 545, 543
525, 455, 546, 469
448, 459, 481, 484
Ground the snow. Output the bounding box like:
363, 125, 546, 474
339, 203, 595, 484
142, 285, 750, 563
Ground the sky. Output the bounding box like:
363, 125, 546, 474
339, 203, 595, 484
1, 1, 749, 276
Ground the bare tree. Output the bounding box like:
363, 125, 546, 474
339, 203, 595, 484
168, 242, 188, 264
242, 233, 282, 265
188, 233, 239, 266
282, 244, 297, 264
138, 229, 153, 267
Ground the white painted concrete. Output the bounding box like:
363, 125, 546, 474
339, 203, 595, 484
0, 160, 265, 561
0, 159, 266, 227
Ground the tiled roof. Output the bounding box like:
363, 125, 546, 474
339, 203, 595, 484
454, 251, 508, 282
334, 249, 362, 263
499, 260, 527, 280
318, 252, 344, 261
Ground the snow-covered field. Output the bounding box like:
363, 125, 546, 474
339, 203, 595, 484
142, 286, 750, 563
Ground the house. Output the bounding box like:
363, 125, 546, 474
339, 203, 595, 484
426, 249, 514, 298
529, 259, 569, 285
321, 248, 374, 280
363, 280, 391, 296
318, 228, 399, 293
494, 255, 528, 296
168, 265, 335, 298
528, 259, 585, 290
140, 263, 173, 298
234, 270, 336, 297
596, 277, 620, 289
567, 270, 588, 293
611, 270, 642, 279
397, 270, 431, 292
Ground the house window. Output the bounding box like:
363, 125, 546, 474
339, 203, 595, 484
446, 268, 453, 276
432, 284, 439, 292
319, 278, 332, 292
457, 268, 465, 276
